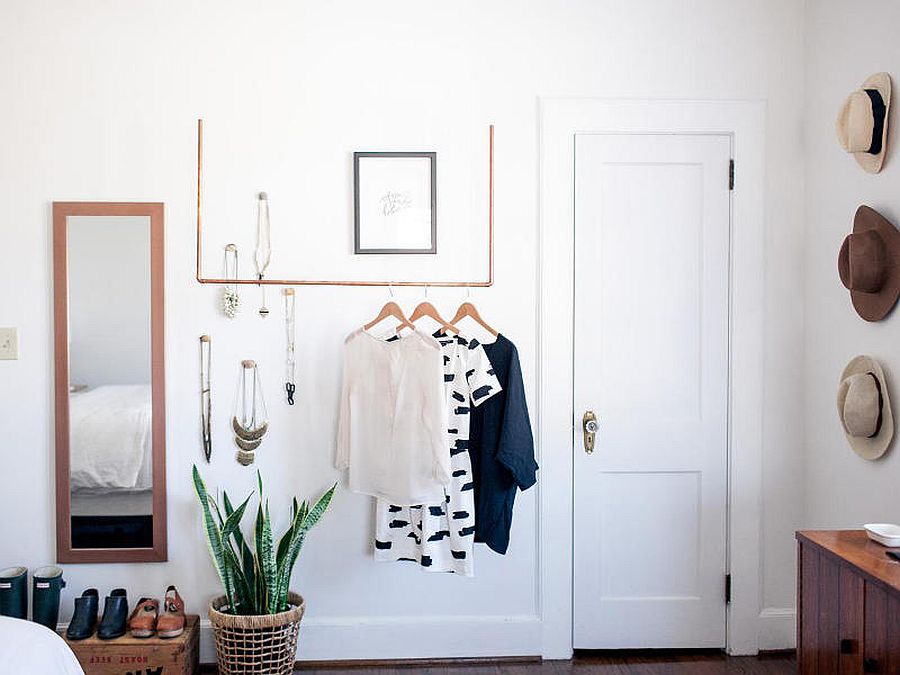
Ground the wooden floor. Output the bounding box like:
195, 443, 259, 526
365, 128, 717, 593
290, 652, 796, 674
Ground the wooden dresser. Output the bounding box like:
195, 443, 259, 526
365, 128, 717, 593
797, 530, 900, 674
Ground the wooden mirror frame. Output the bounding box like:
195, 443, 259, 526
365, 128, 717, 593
53, 202, 167, 563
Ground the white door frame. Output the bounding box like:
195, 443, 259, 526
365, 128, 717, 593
537, 98, 765, 658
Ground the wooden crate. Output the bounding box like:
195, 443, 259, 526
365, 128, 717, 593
62, 614, 200, 675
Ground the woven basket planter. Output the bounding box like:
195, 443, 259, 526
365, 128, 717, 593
209, 592, 305, 674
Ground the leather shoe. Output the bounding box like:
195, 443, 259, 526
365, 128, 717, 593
66, 588, 99, 640
157, 586, 186, 639
128, 597, 159, 638
97, 589, 128, 640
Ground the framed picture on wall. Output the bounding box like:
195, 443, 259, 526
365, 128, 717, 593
353, 151, 437, 254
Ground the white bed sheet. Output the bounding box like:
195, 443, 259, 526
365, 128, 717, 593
0, 617, 84, 674
70, 488, 153, 516
69, 384, 152, 491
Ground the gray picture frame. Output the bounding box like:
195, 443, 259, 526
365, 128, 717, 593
353, 151, 437, 254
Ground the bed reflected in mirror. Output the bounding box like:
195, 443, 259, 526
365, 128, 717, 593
53, 203, 166, 563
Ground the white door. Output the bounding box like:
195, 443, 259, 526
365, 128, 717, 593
573, 133, 731, 649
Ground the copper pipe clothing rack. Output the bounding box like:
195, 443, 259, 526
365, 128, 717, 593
195, 119, 494, 287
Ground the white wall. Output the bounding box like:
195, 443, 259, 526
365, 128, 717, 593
0, 0, 806, 659
803, 3, 900, 531
68, 215, 152, 387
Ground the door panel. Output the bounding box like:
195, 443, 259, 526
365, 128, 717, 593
573, 133, 731, 648
596, 471, 701, 599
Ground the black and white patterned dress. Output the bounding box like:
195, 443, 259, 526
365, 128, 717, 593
374, 333, 501, 576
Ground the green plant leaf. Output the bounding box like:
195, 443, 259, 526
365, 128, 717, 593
222, 492, 240, 535
222, 494, 251, 540
219, 493, 253, 612
193, 470, 336, 616
276, 519, 295, 570
276, 498, 307, 571
275, 499, 296, 565
256, 499, 278, 613
192, 465, 235, 612
223, 490, 257, 613
299, 483, 337, 535
223, 543, 254, 614
211, 497, 224, 528
275, 499, 309, 609
277, 484, 336, 610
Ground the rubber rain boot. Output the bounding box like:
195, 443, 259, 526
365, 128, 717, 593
32, 566, 66, 630
0, 566, 27, 619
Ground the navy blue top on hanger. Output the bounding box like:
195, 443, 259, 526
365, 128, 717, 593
468, 333, 538, 554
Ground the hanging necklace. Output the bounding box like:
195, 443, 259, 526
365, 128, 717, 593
255, 192, 271, 318
283, 288, 296, 405
199, 335, 212, 462
222, 244, 240, 319
232, 359, 268, 466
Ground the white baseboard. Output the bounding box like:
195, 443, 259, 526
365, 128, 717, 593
757, 607, 795, 651
198, 614, 542, 663
61, 610, 793, 662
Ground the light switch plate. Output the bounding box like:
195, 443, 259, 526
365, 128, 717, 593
0, 328, 18, 360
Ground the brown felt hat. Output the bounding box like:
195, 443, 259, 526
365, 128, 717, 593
837, 355, 893, 460
836, 72, 891, 174
838, 205, 900, 321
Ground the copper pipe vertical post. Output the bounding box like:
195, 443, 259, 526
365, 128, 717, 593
196, 119, 203, 283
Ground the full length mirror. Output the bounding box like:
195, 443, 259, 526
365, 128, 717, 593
54, 202, 166, 563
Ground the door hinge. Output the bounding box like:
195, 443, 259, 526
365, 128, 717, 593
725, 573, 732, 604
728, 159, 735, 191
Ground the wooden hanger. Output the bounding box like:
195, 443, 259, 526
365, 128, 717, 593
364, 285, 415, 333
409, 286, 458, 335
364, 301, 415, 332
409, 302, 458, 335
450, 300, 498, 337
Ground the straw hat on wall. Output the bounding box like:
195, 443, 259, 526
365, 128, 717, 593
836, 355, 893, 460
836, 72, 891, 174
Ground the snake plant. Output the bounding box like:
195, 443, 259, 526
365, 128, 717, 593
192, 465, 336, 615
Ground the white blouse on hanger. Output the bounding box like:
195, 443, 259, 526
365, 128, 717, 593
336, 328, 450, 505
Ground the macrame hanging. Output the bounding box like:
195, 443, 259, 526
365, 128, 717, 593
199, 335, 212, 462
255, 192, 271, 318
283, 288, 296, 405
232, 359, 268, 466
222, 244, 240, 319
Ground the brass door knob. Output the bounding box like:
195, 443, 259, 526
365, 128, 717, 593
583, 411, 598, 453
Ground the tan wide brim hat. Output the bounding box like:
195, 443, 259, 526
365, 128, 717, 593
836, 355, 894, 460
836, 72, 891, 174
